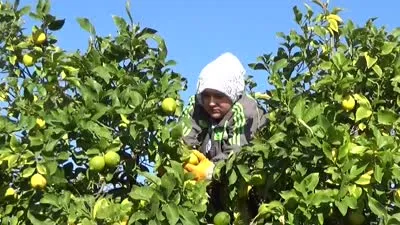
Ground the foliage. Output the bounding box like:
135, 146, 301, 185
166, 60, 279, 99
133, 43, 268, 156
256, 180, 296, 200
2, 0, 400, 224
221, 0, 400, 224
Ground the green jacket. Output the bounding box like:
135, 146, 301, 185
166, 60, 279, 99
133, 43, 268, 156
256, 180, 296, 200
181, 94, 267, 162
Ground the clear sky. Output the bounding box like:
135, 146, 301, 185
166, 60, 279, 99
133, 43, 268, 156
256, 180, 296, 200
21, 0, 400, 103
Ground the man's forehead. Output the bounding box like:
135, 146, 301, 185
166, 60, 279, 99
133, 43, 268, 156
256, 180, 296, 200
202, 88, 224, 94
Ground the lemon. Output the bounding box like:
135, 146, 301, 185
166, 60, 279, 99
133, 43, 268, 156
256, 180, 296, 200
213, 211, 231, 225
0, 92, 7, 101
188, 153, 199, 165
161, 97, 177, 115
33, 32, 46, 45
348, 211, 365, 225
36, 118, 46, 128
5, 187, 17, 198
249, 173, 266, 186
30, 173, 47, 190
342, 95, 356, 111
22, 54, 34, 67
183, 180, 197, 188
89, 156, 105, 172
104, 151, 120, 168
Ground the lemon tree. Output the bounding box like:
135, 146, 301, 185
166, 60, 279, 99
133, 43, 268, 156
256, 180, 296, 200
2, 0, 400, 224
0, 0, 209, 224
212, 0, 400, 224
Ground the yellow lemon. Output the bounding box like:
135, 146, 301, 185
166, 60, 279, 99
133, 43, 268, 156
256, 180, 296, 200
22, 54, 34, 67
36, 118, 46, 128
31, 173, 47, 190
33, 32, 46, 45
342, 95, 356, 111
5, 187, 17, 198
188, 153, 199, 165
161, 97, 177, 115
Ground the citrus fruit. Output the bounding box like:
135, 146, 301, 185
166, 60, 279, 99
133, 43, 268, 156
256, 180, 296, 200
161, 97, 177, 114
104, 151, 120, 168
183, 180, 197, 188
188, 153, 199, 165
22, 54, 34, 67
348, 211, 365, 225
36, 118, 46, 128
249, 173, 266, 186
258, 203, 269, 214
213, 211, 231, 225
342, 95, 356, 111
89, 155, 105, 172
30, 173, 47, 190
33, 32, 46, 45
5, 187, 16, 198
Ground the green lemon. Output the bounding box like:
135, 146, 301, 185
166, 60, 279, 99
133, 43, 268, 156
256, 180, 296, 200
213, 211, 231, 225
89, 156, 105, 172
104, 151, 120, 168
348, 211, 365, 225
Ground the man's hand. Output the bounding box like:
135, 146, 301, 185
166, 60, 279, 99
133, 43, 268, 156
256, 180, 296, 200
184, 150, 214, 181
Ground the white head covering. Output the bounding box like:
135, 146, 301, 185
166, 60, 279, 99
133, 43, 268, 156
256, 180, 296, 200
196, 52, 246, 103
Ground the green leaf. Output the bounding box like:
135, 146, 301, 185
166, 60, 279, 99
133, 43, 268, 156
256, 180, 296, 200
92, 66, 111, 83
368, 194, 387, 216
335, 200, 348, 216
178, 207, 199, 225
372, 65, 383, 77
161, 174, 176, 198
378, 109, 398, 125
381, 42, 396, 55
112, 15, 127, 31
338, 139, 350, 160
129, 91, 143, 107
364, 52, 378, 69
162, 204, 179, 225
37, 164, 47, 175
22, 167, 36, 178
272, 58, 288, 73
125, 0, 134, 24
268, 132, 287, 145
303, 173, 319, 192
228, 170, 237, 185
303, 103, 324, 123
236, 164, 251, 182
292, 96, 305, 119
309, 190, 331, 206
10, 135, 20, 151
342, 196, 357, 209
40, 193, 59, 207
48, 19, 65, 31
27, 211, 53, 225
129, 186, 154, 201
332, 52, 347, 68
76, 17, 96, 35
45, 161, 58, 175
374, 165, 384, 183
355, 106, 372, 122
138, 171, 162, 186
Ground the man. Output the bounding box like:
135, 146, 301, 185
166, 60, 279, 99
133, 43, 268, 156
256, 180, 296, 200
181, 52, 267, 181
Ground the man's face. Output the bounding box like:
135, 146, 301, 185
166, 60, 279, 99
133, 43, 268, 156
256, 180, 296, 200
201, 89, 233, 120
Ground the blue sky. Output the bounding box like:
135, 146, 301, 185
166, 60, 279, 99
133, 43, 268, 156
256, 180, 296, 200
21, 0, 400, 103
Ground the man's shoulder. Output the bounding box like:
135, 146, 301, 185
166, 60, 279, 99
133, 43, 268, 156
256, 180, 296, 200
235, 94, 266, 118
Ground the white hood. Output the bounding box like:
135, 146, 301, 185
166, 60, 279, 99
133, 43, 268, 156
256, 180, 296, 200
196, 52, 246, 103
